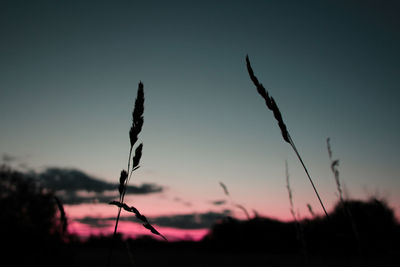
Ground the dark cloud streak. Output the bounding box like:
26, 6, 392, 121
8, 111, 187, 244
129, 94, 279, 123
150, 211, 231, 229
211, 200, 226, 206
40, 168, 162, 193
76, 210, 233, 230
76, 217, 113, 228
36, 168, 163, 204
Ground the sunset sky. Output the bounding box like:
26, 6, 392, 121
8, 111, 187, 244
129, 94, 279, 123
1, 1, 399, 239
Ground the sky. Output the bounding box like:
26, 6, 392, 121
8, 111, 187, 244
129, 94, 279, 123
1, 0, 400, 239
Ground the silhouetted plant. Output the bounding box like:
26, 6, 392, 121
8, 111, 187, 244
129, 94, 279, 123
0, 165, 61, 239
110, 200, 167, 241
285, 161, 296, 222
110, 82, 144, 241
207, 197, 399, 259
326, 138, 361, 254
306, 203, 315, 218
246, 55, 329, 218
107, 82, 165, 267
219, 181, 250, 220
54, 196, 68, 237
0, 165, 71, 266
285, 161, 308, 267
315, 198, 398, 253
327, 138, 343, 202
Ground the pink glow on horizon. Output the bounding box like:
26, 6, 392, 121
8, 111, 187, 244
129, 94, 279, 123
63, 198, 298, 222
68, 220, 209, 242
64, 201, 212, 241
62, 200, 316, 242
61, 189, 338, 242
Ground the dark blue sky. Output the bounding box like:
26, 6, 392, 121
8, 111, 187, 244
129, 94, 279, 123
1, 0, 399, 219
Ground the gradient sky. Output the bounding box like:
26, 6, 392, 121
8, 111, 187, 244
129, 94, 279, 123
1, 0, 400, 231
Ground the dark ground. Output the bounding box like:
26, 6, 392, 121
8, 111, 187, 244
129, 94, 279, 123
37, 238, 400, 267
81, 242, 399, 267
2, 231, 399, 267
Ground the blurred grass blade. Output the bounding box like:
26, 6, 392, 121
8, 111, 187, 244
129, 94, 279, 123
246, 55, 328, 218
110, 201, 167, 241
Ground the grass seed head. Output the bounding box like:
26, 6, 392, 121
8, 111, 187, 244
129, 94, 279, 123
129, 82, 145, 148
246, 56, 290, 144
118, 170, 128, 196
307, 203, 315, 217
132, 143, 143, 169
219, 182, 230, 196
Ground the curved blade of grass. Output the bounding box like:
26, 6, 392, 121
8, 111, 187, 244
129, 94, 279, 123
54, 196, 68, 235
110, 201, 167, 241
246, 55, 329, 218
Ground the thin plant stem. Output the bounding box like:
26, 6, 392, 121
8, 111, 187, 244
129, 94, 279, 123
107, 82, 144, 267
112, 147, 133, 240
285, 161, 308, 267
327, 138, 361, 255
246, 55, 329, 219
288, 136, 329, 218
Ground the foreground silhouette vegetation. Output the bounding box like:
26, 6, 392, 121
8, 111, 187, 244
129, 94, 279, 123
206, 198, 399, 253
1, 165, 399, 266
246, 55, 329, 218
107, 82, 166, 267
0, 165, 72, 266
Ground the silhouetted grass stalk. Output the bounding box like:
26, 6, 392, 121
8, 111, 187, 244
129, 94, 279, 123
306, 203, 315, 218
54, 196, 68, 237
108, 82, 165, 267
219, 181, 251, 220
111, 82, 144, 243
285, 161, 308, 267
326, 138, 361, 255
285, 161, 297, 222
327, 138, 343, 202
246, 55, 329, 218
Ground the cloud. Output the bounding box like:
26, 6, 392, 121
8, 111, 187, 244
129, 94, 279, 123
55, 189, 117, 205
150, 211, 231, 229
2, 153, 18, 163
37, 168, 163, 204
129, 210, 231, 229
76, 217, 113, 228
77, 210, 232, 230
173, 197, 192, 207
211, 200, 226, 206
